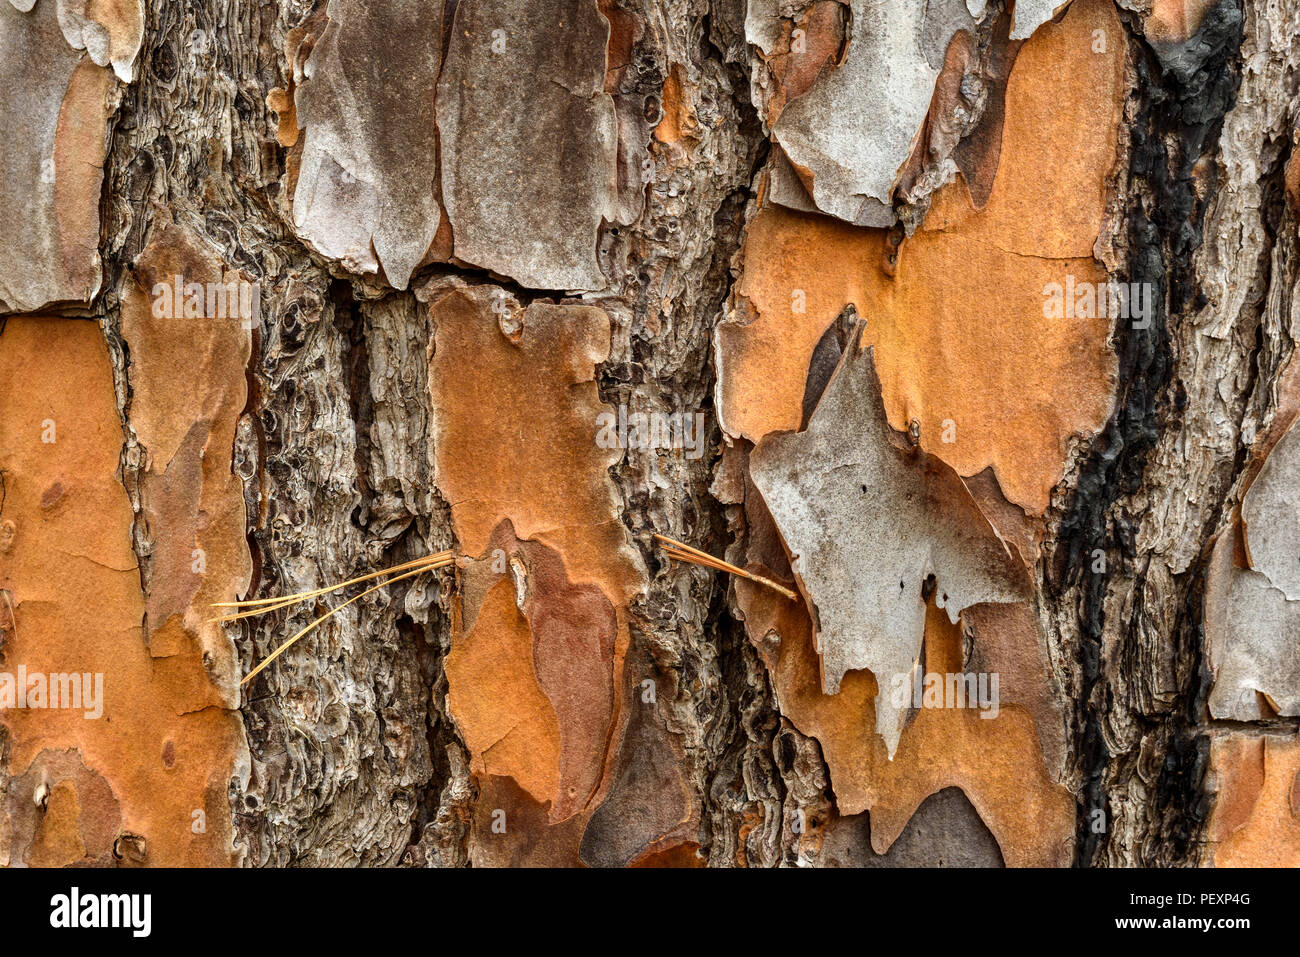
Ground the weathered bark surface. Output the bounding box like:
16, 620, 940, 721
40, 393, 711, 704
0, 0, 1297, 867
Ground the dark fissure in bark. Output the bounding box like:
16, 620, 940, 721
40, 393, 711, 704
1156, 7, 1296, 864
1050, 0, 1244, 866
332, 281, 373, 525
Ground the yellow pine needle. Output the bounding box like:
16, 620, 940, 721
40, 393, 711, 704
216, 593, 322, 625
0, 588, 15, 642
241, 562, 447, 687
661, 546, 730, 574
661, 543, 730, 571
213, 550, 453, 617
653, 534, 798, 601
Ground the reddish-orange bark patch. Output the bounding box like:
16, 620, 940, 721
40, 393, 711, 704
720, 0, 1124, 512
428, 287, 646, 836
1207, 733, 1300, 867
0, 318, 245, 866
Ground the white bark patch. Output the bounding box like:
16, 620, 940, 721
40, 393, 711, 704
765, 0, 944, 224
55, 0, 143, 82
1242, 420, 1300, 599
292, 0, 444, 290
746, 0, 973, 224
1009, 0, 1073, 39
56, 0, 110, 66
744, 0, 789, 56
1205, 530, 1300, 720
0, 0, 141, 313
0, 0, 93, 312
746, 0, 1069, 223
1205, 420, 1300, 720
749, 340, 1029, 756
437, 0, 620, 291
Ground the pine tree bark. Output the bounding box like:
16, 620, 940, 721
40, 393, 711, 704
0, 0, 1297, 867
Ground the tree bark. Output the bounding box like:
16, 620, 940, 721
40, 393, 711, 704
0, 0, 1296, 868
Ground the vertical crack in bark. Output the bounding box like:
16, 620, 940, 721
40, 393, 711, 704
588, 1, 781, 866
333, 281, 374, 527
1050, 0, 1245, 867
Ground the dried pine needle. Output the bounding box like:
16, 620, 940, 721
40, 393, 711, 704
226, 552, 455, 686
653, 534, 798, 601
0, 588, 15, 644
239, 566, 432, 686
232, 533, 796, 686
214, 551, 453, 613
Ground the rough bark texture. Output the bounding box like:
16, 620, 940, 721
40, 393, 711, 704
0, 0, 1297, 867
